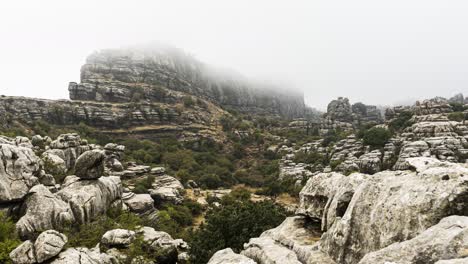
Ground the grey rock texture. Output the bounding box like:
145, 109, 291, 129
318, 158, 468, 264
101, 229, 136, 248
34, 230, 68, 263
149, 175, 184, 205
9, 240, 36, 264
16, 185, 75, 240
0, 144, 41, 203
74, 150, 105, 179
56, 176, 122, 224
208, 248, 257, 264
122, 192, 155, 215
358, 216, 468, 264
48, 247, 118, 264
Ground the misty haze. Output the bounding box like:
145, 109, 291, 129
1, 1, 468, 264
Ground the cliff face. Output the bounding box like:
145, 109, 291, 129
69, 47, 306, 118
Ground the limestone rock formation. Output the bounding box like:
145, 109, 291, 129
149, 175, 184, 205
327, 97, 353, 123
208, 249, 257, 264
0, 144, 41, 203
358, 216, 468, 264
101, 229, 136, 248
16, 185, 75, 240
56, 176, 122, 224
48, 247, 118, 264
74, 150, 105, 179
318, 158, 468, 263
122, 192, 155, 215
69, 47, 306, 118
9, 230, 67, 264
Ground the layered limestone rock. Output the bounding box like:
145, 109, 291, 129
16, 185, 75, 240
318, 158, 468, 263
69, 47, 306, 118
358, 215, 468, 264
208, 248, 257, 264
56, 176, 122, 224
0, 143, 41, 203
10, 230, 68, 264
45, 133, 91, 171
242, 216, 334, 264
101, 229, 136, 248
49, 247, 117, 264
74, 150, 105, 179
122, 192, 155, 215
149, 175, 184, 205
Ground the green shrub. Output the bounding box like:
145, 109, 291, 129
448, 112, 466, 122
189, 200, 288, 264
183, 96, 195, 107
0, 212, 21, 264
362, 127, 392, 148
133, 175, 155, 194
389, 111, 414, 132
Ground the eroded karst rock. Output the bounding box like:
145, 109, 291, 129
101, 229, 136, 248
149, 175, 184, 205
208, 248, 257, 264
16, 185, 75, 240
74, 150, 106, 179
358, 215, 468, 264
0, 144, 41, 203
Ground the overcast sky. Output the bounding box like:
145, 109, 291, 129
1, 0, 468, 109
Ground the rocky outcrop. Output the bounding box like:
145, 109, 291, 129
358, 215, 468, 264
74, 150, 105, 179
101, 229, 136, 248
208, 248, 257, 264
318, 158, 468, 263
122, 192, 155, 215
0, 144, 41, 203
49, 247, 117, 264
56, 176, 122, 224
16, 185, 75, 240
149, 175, 184, 205
10, 230, 67, 264
69, 47, 306, 118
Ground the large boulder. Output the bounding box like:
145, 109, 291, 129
122, 192, 155, 215
34, 230, 68, 263
48, 247, 117, 264
297, 172, 368, 231
359, 216, 468, 264
16, 185, 75, 240
41, 152, 67, 176
241, 217, 335, 264
149, 175, 184, 205
0, 144, 41, 203
318, 158, 468, 264
208, 248, 256, 264
9, 230, 67, 264
101, 229, 136, 248
74, 150, 105, 179
9, 241, 36, 264
49, 134, 91, 170
56, 176, 122, 224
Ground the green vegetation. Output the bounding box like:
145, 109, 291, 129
389, 111, 414, 132
133, 175, 155, 194
448, 112, 466, 122
183, 96, 195, 107
0, 212, 21, 264
362, 127, 392, 148
188, 195, 288, 264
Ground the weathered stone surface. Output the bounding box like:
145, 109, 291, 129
138, 226, 188, 253
122, 192, 155, 215
9, 240, 36, 264
0, 144, 41, 203
357, 150, 382, 174
16, 185, 75, 240
319, 158, 468, 264
327, 97, 353, 123
56, 176, 122, 224
358, 216, 468, 264
149, 175, 184, 205
297, 172, 368, 231
41, 152, 67, 176
436, 258, 468, 264
74, 150, 105, 179
34, 230, 68, 263
208, 248, 257, 264
48, 247, 118, 264
101, 229, 136, 248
